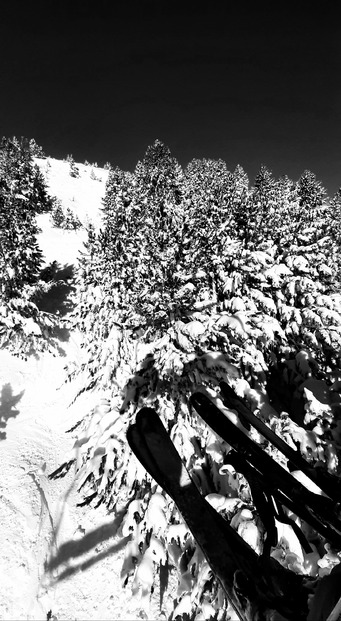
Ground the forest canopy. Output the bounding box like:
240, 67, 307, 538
3, 136, 341, 619
51, 140, 341, 620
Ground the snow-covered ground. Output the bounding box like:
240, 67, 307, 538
35, 158, 108, 267
36, 157, 109, 230
0, 159, 170, 620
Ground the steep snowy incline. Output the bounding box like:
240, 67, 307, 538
35, 157, 109, 229
35, 157, 109, 267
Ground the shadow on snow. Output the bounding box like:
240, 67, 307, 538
0, 383, 25, 440
45, 509, 128, 583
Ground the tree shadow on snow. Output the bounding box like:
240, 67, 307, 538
0, 383, 25, 440
37, 261, 76, 318
45, 509, 128, 583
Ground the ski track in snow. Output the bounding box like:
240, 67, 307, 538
0, 160, 171, 621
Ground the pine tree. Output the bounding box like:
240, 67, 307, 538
67, 155, 80, 178
0, 136, 52, 214
28, 138, 45, 158
0, 137, 59, 354
50, 198, 65, 227
0, 137, 45, 298
181, 158, 237, 311
64, 207, 82, 230
297, 169, 327, 212
130, 139, 185, 327
331, 188, 341, 245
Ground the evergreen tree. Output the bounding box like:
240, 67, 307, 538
331, 188, 341, 246
67, 154, 80, 178
130, 139, 185, 326
0, 136, 52, 215
297, 169, 327, 212
101, 166, 133, 226
0, 137, 59, 355
92, 140, 186, 333
64, 207, 82, 230
28, 138, 45, 158
50, 198, 65, 227
0, 137, 46, 298
329, 187, 341, 280
294, 170, 330, 240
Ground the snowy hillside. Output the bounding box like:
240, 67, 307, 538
0, 156, 172, 620
34, 157, 109, 266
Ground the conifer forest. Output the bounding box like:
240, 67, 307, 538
2, 136, 341, 620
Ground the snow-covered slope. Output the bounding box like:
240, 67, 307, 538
35, 157, 109, 229
34, 157, 109, 266
0, 157, 172, 620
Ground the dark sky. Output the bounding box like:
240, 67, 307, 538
1, 1, 340, 195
